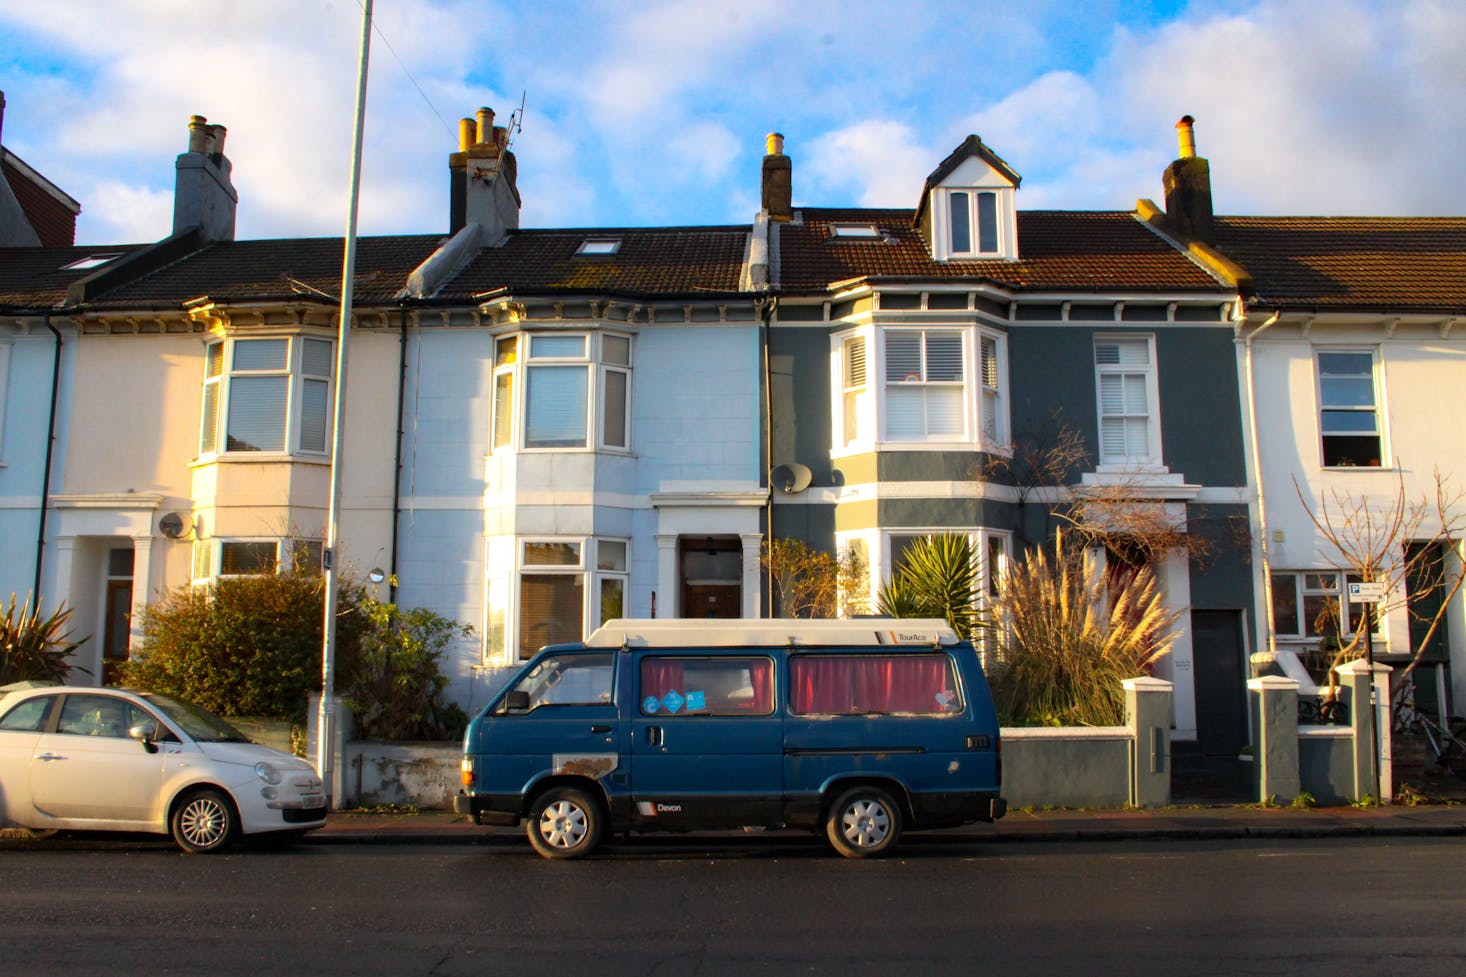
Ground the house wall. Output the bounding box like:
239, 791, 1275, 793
396, 321, 762, 709
0, 325, 72, 607
1246, 321, 1466, 708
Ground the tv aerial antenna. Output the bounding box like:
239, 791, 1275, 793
504, 91, 526, 152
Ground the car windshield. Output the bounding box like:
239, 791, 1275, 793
141, 693, 252, 743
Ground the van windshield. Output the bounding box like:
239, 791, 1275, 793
510, 653, 614, 709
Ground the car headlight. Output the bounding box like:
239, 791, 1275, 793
254, 761, 283, 785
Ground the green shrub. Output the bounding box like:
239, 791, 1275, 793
0, 595, 88, 685
123, 570, 369, 722
876, 534, 983, 639
987, 530, 1182, 727
345, 599, 473, 741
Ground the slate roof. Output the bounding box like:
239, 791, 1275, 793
0, 244, 149, 309
1210, 216, 1466, 314
442, 226, 751, 299
776, 209, 1227, 294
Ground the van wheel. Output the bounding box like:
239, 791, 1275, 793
825, 786, 902, 858
526, 787, 603, 859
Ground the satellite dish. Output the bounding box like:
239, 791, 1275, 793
770, 462, 813, 494
158, 512, 190, 539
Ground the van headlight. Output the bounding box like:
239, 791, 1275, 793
254, 761, 283, 785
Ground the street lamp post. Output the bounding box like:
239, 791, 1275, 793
316, 0, 374, 802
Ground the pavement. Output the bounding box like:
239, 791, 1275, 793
308, 799, 1466, 847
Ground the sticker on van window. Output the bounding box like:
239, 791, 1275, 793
685, 690, 706, 711
661, 690, 685, 714
642, 695, 661, 714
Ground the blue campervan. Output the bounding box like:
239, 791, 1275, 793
455, 618, 1005, 858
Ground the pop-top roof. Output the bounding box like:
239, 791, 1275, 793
582, 618, 959, 649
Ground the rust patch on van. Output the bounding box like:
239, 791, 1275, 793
553, 753, 618, 778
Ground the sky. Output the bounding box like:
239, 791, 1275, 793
1, 0, 1463, 246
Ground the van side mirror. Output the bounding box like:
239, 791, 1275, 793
128, 724, 159, 754
503, 690, 530, 712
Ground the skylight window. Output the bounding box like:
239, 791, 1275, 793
61, 253, 122, 271
576, 239, 621, 256
829, 224, 882, 240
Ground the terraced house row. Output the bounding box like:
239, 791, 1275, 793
4, 92, 1465, 755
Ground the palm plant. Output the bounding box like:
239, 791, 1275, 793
876, 534, 983, 640
0, 594, 88, 685
987, 531, 1181, 727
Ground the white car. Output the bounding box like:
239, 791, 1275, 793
0, 683, 326, 853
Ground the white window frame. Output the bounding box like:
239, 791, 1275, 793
832, 325, 1006, 454
1315, 346, 1386, 469
192, 537, 324, 582
931, 187, 1017, 262
198, 335, 334, 459
1093, 334, 1163, 469
496, 331, 633, 453
1270, 569, 1385, 644
510, 536, 630, 662
0, 339, 11, 461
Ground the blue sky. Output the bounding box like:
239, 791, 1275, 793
2, 0, 1462, 245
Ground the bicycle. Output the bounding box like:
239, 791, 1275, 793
1392, 677, 1466, 779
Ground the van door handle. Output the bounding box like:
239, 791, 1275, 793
590, 724, 612, 734
644, 726, 663, 747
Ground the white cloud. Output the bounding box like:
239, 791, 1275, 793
803, 121, 934, 209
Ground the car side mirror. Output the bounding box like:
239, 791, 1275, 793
128, 724, 159, 754
503, 690, 530, 712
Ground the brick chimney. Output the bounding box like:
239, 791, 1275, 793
448, 107, 520, 240
1162, 115, 1214, 243
173, 115, 237, 242
761, 132, 792, 222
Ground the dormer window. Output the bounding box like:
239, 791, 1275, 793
949, 191, 999, 255
576, 239, 621, 256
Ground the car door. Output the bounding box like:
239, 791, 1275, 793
628, 652, 783, 828
27, 694, 168, 823
0, 693, 57, 823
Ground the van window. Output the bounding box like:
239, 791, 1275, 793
640, 657, 774, 716
790, 654, 962, 716
510, 653, 614, 709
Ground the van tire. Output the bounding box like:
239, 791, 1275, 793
526, 786, 603, 859
825, 786, 902, 858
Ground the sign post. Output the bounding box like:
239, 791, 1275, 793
1347, 580, 1388, 801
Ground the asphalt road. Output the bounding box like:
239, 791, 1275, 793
3, 834, 1464, 976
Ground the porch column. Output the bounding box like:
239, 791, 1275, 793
129, 534, 156, 651
655, 533, 678, 618
740, 532, 763, 618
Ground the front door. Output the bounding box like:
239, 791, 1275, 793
1191, 610, 1250, 756
684, 584, 739, 618
628, 653, 783, 828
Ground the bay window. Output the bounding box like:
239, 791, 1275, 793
885, 329, 965, 441
494, 331, 633, 452
516, 537, 630, 660
199, 336, 333, 457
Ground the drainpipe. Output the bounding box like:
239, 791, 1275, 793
389, 304, 409, 603
760, 295, 776, 618
1242, 308, 1282, 656
33, 316, 63, 605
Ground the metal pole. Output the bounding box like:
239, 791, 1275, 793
316, 0, 374, 800
1365, 602, 1381, 802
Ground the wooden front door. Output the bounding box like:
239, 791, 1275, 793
683, 584, 740, 619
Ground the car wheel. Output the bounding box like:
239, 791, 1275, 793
825, 786, 902, 858
170, 789, 238, 854
526, 786, 602, 859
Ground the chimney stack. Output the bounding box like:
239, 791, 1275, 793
1162, 115, 1213, 243
448, 106, 520, 239
761, 132, 792, 222
173, 114, 237, 242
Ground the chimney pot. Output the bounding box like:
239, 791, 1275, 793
766, 132, 785, 156
1175, 115, 1196, 159
761, 132, 792, 222
476, 107, 495, 147
458, 117, 476, 153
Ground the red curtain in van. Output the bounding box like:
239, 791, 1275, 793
791, 655, 956, 715
640, 658, 774, 714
